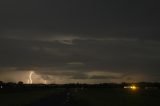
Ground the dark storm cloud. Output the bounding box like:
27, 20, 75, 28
0, 0, 127, 35
0, 0, 160, 82
0, 37, 159, 72
90, 75, 120, 80
0, 0, 159, 39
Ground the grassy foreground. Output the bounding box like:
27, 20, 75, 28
0, 88, 62, 106
0, 88, 160, 106
72, 88, 160, 106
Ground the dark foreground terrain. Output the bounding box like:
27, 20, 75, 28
0, 87, 160, 106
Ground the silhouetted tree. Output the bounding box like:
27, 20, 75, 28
0, 81, 3, 88
18, 81, 24, 85
0, 81, 3, 84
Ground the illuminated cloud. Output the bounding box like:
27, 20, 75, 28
0, 0, 160, 83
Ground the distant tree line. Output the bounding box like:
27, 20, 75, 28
0, 81, 160, 90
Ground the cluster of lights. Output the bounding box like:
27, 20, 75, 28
124, 85, 138, 90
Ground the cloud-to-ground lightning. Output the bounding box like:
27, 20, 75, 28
28, 71, 34, 84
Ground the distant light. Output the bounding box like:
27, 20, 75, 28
0, 85, 3, 89
124, 86, 130, 89
130, 85, 137, 90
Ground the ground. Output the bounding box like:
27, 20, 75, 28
0, 88, 160, 106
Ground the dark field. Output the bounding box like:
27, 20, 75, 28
0, 87, 160, 106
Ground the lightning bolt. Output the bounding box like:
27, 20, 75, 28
28, 71, 34, 84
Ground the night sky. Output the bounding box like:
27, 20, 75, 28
0, 0, 160, 84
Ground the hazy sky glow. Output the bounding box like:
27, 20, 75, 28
0, 0, 160, 83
